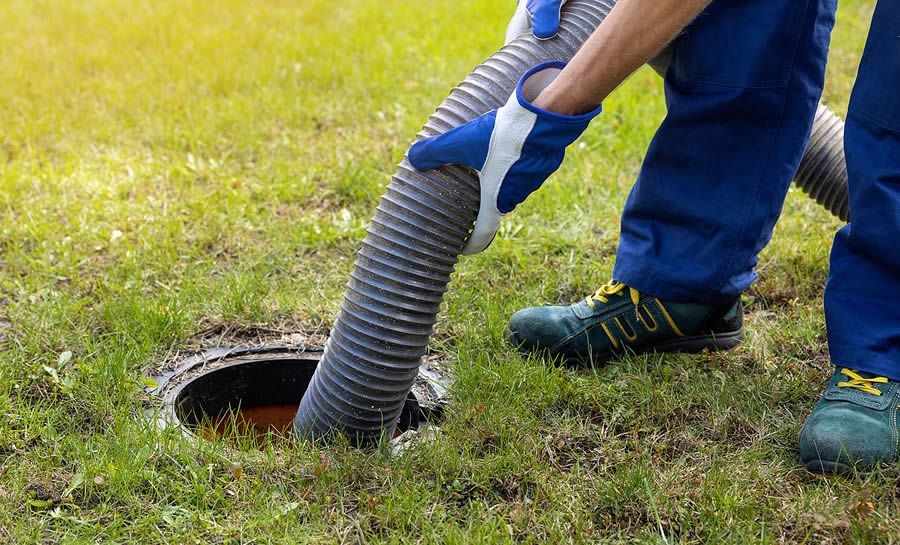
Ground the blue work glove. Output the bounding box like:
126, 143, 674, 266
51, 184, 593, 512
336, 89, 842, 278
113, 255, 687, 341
408, 61, 601, 255
505, 0, 567, 44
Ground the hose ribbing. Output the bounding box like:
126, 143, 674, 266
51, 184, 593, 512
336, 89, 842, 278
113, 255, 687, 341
794, 103, 850, 221
295, 0, 850, 445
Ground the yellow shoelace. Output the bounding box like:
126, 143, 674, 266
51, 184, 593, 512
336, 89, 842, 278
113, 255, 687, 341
586, 281, 641, 315
837, 368, 889, 396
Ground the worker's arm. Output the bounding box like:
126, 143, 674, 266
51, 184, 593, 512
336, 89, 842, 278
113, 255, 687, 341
533, 0, 713, 115
409, 0, 714, 254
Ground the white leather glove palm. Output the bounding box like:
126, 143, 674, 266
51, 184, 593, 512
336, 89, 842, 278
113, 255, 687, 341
408, 62, 602, 255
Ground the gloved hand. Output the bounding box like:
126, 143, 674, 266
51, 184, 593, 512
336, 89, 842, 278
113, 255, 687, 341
505, 0, 567, 44
408, 61, 601, 255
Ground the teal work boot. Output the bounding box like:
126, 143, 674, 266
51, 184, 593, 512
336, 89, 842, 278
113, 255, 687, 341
799, 368, 900, 475
505, 281, 743, 366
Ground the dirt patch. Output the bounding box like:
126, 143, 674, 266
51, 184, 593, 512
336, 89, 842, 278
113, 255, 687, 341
778, 514, 851, 545
656, 435, 701, 461
613, 403, 710, 437
447, 476, 538, 510
0, 315, 11, 353
148, 316, 329, 378
186, 317, 329, 349
26, 480, 62, 503
592, 503, 649, 533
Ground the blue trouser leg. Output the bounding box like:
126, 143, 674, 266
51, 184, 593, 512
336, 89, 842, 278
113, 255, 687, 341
825, 1, 900, 380
612, 0, 837, 304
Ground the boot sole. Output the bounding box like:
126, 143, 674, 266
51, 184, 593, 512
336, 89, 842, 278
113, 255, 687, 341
511, 328, 744, 367
802, 458, 854, 476
520, 328, 744, 367
585, 328, 745, 366
643, 329, 745, 355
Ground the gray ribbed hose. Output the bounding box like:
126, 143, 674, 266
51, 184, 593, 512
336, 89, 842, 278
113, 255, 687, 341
794, 104, 849, 221
294, 0, 850, 445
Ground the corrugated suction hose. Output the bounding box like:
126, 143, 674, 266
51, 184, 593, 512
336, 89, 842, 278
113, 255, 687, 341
794, 103, 849, 221
294, 0, 850, 445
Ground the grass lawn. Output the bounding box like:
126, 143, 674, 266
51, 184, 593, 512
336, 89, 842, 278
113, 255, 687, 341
1, 0, 896, 542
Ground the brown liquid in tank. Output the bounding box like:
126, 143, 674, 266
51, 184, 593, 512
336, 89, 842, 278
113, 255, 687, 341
202, 403, 298, 445
200, 403, 405, 445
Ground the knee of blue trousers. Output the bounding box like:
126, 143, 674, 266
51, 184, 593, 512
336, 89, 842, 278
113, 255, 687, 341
613, 0, 837, 304
824, 0, 900, 379
670, 0, 835, 90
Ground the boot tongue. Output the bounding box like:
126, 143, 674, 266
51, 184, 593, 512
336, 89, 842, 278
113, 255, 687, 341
843, 369, 889, 391
824, 369, 897, 410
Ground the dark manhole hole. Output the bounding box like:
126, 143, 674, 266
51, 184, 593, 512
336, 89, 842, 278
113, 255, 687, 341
150, 346, 448, 445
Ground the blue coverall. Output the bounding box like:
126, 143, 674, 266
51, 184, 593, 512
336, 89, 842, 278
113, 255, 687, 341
612, 0, 900, 380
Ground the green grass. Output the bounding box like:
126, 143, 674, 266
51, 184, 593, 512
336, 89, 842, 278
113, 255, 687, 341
1, 0, 895, 543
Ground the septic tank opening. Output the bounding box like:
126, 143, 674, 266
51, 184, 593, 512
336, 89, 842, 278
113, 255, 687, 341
152, 347, 446, 446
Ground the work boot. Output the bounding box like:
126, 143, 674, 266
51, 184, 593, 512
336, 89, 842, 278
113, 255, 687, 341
799, 368, 900, 475
505, 281, 743, 366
